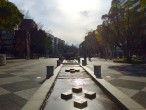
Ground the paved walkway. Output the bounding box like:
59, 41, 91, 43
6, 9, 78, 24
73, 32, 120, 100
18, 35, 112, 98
0, 58, 57, 110
86, 57, 146, 108
1, 58, 146, 109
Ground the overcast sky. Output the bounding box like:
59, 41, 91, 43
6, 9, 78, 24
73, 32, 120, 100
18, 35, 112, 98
9, 0, 111, 45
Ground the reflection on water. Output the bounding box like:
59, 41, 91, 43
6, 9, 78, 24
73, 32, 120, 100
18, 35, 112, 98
72, 79, 84, 86
44, 65, 119, 110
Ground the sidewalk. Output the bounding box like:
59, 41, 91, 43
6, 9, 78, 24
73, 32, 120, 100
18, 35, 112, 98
0, 58, 57, 110
1, 58, 146, 109
86, 57, 146, 108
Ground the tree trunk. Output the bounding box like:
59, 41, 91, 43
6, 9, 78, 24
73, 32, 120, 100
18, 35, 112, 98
124, 49, 132, 63
126, 56, 132, 63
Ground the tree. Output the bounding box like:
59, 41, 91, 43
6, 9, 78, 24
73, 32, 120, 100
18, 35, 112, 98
21, 10, 32, 19
140, 0, 146, 12
100, 0, 145, 62
84, 31, 99, 56
0, 0, 23, 30
95, 24, 115, 58
94, 29, 106, 57
30, 29, 52, 56
64, 44, 78, 55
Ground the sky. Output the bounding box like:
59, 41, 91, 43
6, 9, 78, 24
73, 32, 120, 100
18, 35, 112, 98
9, 0, 112, 45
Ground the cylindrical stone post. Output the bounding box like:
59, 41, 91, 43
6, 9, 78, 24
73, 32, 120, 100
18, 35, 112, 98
57, 60, 61, 66
0, 54, 6, 66
94, 65, 101, 78
59, 57, 64, 63
82, 60, 87, 66
46, 66, 54, 78
77, 57, 80, 63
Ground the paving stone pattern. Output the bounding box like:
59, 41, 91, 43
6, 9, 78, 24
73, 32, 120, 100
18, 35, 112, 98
87, 58, 146, 108
0, 58, 57, 110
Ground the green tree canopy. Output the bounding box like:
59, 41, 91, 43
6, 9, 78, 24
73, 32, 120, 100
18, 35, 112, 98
30, 29, 52, 56
140, 0, 146, 9
100, 3, 145, 62
0, 0, 23, 30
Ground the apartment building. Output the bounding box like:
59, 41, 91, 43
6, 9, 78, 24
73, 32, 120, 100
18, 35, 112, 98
119, 0, 146, 34
48, 34, 65, 56
119, 0, 140, 11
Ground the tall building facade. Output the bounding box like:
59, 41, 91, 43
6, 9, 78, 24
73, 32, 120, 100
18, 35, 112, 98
119, 0, 146, 34
49, 34, 65, 56
119, 0, 140, 11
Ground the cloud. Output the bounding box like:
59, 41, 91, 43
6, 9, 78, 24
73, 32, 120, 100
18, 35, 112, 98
9, 0, 112, 45
80, 11, 90, 17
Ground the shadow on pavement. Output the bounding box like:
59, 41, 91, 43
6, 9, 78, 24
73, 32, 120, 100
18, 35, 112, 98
40, 78, 47, 84
108, 65, 146, 77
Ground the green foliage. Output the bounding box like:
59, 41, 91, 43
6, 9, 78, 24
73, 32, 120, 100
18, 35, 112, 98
0, 0, 23, 30
80, 0, 145, 62
0, 0, 7, 6
99, 3, 144, 62
84, 31, 98, 56
113, 58, 126, 62
113, 57, 144, 63
96, 24, 114, 53
131, 57, 142, 61
140, 0, 146, 9
64, 44, 78, 54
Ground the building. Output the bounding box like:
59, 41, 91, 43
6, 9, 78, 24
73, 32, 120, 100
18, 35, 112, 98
48, 33, 65, 56
57, 38, 65, 55
19, 19, 37, 31
47, 33, 55, 55
119, 0, 141, 11
119, 0, 146, 34
132, 0, 141, 11
51, 37, 65, 56
0, 30, 14, 56
14, 30, 30, 58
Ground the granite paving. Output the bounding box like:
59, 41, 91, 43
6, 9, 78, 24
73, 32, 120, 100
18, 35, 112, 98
0, 58, 57, 110
87, 57, 146, 108
1, 57, 146, 109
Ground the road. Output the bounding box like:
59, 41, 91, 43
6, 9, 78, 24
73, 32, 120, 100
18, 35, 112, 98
86, 57, 146, 108
0, 58, 58, 110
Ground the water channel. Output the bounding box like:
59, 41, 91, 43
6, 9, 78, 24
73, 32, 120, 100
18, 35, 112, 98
44, 65, 119, 110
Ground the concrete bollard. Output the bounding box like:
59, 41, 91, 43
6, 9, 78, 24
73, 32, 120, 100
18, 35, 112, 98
57, 60, 61, 66
0, 54, 6, 66
59, 57, 64, 63
46, 66, 54, 78
94, 65, 101, 78
82, 60, 87, 66
77, 58, 80, 63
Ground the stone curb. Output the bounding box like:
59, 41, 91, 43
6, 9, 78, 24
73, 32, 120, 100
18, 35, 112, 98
21, 64, 63, 110
81, 65, 145, 110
